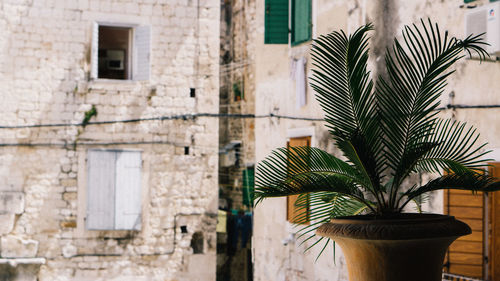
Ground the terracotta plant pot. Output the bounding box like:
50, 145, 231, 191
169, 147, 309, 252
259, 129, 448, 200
316, 214, 471, 281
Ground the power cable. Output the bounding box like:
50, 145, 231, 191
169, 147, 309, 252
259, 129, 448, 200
2, 103, 499, 130
0, 113, 324, 129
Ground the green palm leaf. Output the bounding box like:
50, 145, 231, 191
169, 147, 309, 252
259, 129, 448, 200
310, 24, 384, 199
416, 118, 491, 173
292, 192, 369, 260
400, 171, 500, 211
254, 146, 373, 209
376, 19, 488, 207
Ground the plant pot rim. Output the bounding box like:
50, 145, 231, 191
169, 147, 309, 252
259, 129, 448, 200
317, 213, 471, 240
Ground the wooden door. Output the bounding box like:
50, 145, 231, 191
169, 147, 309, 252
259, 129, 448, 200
488, 162, 500, 280
443, 188, 485, 278
443, 164, 500, 280
286, 136, 310, 224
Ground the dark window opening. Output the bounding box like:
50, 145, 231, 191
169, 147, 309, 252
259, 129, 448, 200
233, 81, 244, 101
98, 26, 131, 80
191, 232, 204, 254
180, 225, 188, 233
190, 88, 196, 98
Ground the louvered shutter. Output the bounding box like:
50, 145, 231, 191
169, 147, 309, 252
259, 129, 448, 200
291, 0, 311, 45
87, 150, 142, 231
242, 168, 255, 207
264, 0, 289, 44
114, 151, 142, 230
87, 150, 116, 230
488, 163, 500, 280
286, 136, 310, 224
133, 26, 151, 81
90, 22, 99, 79
444, 188, 485, 278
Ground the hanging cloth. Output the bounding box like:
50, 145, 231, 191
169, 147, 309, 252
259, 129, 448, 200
295, 57, 307, 108
217, 209, 227, 233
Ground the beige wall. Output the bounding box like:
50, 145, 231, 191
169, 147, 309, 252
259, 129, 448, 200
253, 0, 500, 280
253, 1, 351, 280
0, 0, 219, 280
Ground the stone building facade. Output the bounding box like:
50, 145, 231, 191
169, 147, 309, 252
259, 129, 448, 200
243, 0, 500, 280
217, 0, 256, 280
0, 0, 219, 280
219, 0, 256, 212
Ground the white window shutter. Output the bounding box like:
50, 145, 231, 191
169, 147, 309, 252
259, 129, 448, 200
114, 151, 142, 230
87, 150, 116, 230
133, 26, 151, 81
90, 22, 99, 79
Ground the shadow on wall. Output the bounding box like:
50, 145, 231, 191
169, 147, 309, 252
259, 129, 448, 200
0, 264, 40, 281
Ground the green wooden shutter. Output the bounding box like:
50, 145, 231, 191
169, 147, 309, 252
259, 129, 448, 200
242, 168, 255, 207
265, 0, 289, 44
292, 0, 311, 46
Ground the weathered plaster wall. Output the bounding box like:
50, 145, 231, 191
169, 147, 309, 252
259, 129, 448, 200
253, 0, 500, 280
0, 0, 219, 280
253, 1, 353, 280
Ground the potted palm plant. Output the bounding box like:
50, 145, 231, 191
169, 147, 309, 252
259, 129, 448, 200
254, 20, 500, 281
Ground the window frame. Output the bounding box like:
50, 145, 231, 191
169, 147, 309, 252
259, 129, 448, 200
284, 128, 315, 230
286, 136, 311, 225
76, 148, 148, 238
91, 22, 151, 82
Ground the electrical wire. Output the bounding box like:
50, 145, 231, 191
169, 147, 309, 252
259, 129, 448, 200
0, 113, 323, 129
2, 103, 499, 130
436, 104, 500, 110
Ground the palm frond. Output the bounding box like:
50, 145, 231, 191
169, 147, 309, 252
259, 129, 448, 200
292, 192, 369, 259
376, 19, 488, 206
254, 146, 372, 208
310, 23, 375, 138
409, 193, 430, 213
310, 24, 385, 196
400, 171, 500, 211
416, 118, 491, 173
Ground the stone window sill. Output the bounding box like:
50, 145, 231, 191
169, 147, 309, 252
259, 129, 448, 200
87, 78, 147, 91
0, 258, 46, 267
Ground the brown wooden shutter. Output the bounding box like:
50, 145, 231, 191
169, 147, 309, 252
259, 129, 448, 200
286, 136, 310, 224
443, 185, 485, 278
488, 162, 500, 280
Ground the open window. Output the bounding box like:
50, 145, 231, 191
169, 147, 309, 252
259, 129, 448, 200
264, 0, 312, 45
91, 23, 151, 81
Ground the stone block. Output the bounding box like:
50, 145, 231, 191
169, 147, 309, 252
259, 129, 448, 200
62, 192, 77, 201
0, 192, 25, 214
1, 236, 39, 258
62, 244, 77, 258
60, 220, 76, 228
61, 164, 72, 173
0, 214, 15, 235
60, 179, 77, 187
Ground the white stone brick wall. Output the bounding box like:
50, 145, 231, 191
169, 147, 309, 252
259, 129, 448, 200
0, 0, 219, 280
252, 1, 500, 281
